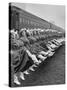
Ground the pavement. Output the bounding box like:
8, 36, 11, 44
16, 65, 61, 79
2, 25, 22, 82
14, 45, 65, 87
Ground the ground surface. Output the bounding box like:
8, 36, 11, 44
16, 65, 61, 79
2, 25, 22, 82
13, 45, 65, 87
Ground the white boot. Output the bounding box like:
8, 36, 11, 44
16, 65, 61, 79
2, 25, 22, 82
23, 70, 29, 75
32, 64, 38, 67
52, 39, 60, 46
40, 51, 48, 56
38, 54, 47, 61
48, 51, 55, 57
29, 66, 35, 71
32, 54, 39, 63
20, 72, 25, 80
46, 44, 54, 51
26, 49, 39, 63
14, 74, 20, 85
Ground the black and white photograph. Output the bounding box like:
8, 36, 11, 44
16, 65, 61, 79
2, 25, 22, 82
9, 2, 65, 87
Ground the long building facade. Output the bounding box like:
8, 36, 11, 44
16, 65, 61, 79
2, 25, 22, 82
9, 4, 64, 32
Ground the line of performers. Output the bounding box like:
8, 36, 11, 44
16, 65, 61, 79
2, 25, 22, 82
10, 28, 65, 85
